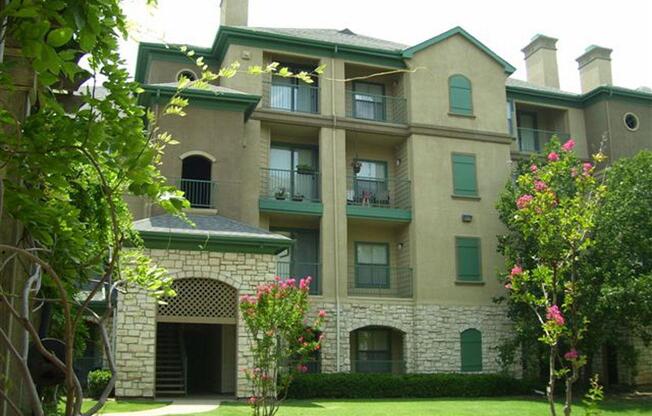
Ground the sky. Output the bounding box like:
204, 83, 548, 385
119, 0, 652, 93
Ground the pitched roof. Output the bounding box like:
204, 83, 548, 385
134, 214, 290, 241
506, 78, 579, 96
238, 27, 408, 52
149, 82, 250, 96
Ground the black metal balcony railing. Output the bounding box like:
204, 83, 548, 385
345, 90, 407, 124
352, 360, 406, 374
348, 265, 412, 298
346, 176, 410, 210
262, 80, 319, 114
517, 127, 571, 153
174, 178, 217, 209
276, 260, 321, 295
260, 168, 321, 202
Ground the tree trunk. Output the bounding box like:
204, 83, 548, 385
548, 345, 557, 416
563, 377, 573, 416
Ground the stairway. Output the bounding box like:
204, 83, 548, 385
156, 324, 187, 396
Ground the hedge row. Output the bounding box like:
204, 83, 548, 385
287, 373, 537, 399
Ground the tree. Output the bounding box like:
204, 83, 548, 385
497, 138, 606, 416
240, 277, 325, 416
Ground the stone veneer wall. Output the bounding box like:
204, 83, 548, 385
311, 301, 517, 375
115, 249, 277, 398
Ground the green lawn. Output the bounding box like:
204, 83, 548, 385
195, 397, 652, 416
58, 399, 169, 414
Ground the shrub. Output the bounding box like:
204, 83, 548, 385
87, 369, 112, 399
287, 373, 537, 399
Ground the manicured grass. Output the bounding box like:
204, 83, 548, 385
197, 397, 652, 416
58, 399, 169, 414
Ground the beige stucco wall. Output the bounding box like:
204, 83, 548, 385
406, 34, 509, 134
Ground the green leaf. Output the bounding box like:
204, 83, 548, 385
46, 27, 73, 47
79, 28, 97, 51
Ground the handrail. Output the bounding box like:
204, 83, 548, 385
516, 127, 570, 153
276, 260, 322, 295
260, 167, 321, 202
346, 176, 411, 210
171, 177, 217, 209
347, 265, 413, 298
345, 90, 407, 124
262, 80, 320, 114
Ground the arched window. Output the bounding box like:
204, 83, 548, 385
460, 328, 482, 372
181, 155, 213, 208
449, 75, 473, 116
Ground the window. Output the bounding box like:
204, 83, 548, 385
449, 75, 473, 115
270, 64, 319, 113
355, 243, 389, 288
506, 100, 515, 136
352, 81, 386, 121
455, 237, 482, 282
268, 145, 318, 201
452, 153, 478, 197
624, 112, 639, 131
460, 329, 482, 372
356, 328, 391, 373
353, 160, 389, 206
181, 155, 213, 208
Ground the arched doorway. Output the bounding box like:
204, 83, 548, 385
350, 326, 405, 374
155, 278, 237, 396
181, 155, 213, 208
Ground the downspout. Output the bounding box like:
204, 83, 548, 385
331, 46, 341, 372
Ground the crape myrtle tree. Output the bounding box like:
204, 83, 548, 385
496, 138, 607, 416
240, 276, 325, 416
0, 1, 322, 415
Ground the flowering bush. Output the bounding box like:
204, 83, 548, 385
240, 276, 325, 416
498, 138, 606, 416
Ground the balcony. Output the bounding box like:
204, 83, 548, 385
259, 168, 323, 216
174, 178, 217, 209
262, 80, 319, 114
346, 176, 411, 222
345, 90, 407, 124
276, 260, 321, 295
517, 128, 571, 153
347, 265, 413, 298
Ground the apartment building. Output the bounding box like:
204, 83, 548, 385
114, 0, 652, 398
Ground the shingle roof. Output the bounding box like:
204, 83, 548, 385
133, 214, 290, 242
506, 78, 579, 96
237, 27, 408, 52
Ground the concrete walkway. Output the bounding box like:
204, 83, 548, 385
102, 398, 221, 416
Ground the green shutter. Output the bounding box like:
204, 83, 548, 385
449, 75, 473, 115
452, 154, 478, 196
456, 237, 482, 281
461, 329, 483, 372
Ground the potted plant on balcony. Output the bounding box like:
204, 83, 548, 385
275, 187, 287, 200
292, 193, 305, 202
296, 164, 315, 175
351, 160, 362, 174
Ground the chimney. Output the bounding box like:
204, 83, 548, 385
576, 45, 612, 93
220, 0, 248, 27
521, 34, 560, 89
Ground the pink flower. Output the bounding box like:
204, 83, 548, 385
546, 305, 565, 326
299, 277, 312, 290
548, 152, 559, 162
510, 265, 523, 277
248, 397, 257, 405
318, 310, 327, 318
534, 180, 547, 192
570, 167, 578, 177
516, 194, 534, 210
561, 139, 575, 152
530, 164, 538, 173
582, 162, 592, 174
564, 349, 579, 361
504, 283, 512, 290
296, 364, 308, 373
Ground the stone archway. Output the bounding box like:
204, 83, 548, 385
155, 278, 238, 396
349, 325, 406, 374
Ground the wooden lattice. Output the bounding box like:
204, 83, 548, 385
157, 278, 237, 324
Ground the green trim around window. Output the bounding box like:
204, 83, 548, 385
354, 242, 390, 289
137, 230, 292, 254
451, 153, 478, 197
460, 328, 483, 372
455, 237, 482, 282
449, 75, 473, 116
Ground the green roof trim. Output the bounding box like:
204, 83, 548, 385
139, 84, 260, 120
212, 26, 407, 69
138, 230, 292, 254
135, 42, 213, 84
403, 27, 516, 74
506, 84, 652, 108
